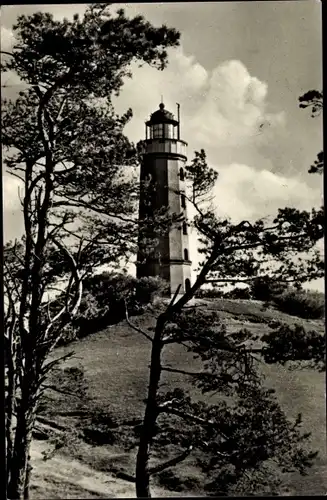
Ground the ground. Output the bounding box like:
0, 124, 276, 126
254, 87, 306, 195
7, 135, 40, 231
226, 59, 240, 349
30, 298, 326, 498
30, 440, 189, 498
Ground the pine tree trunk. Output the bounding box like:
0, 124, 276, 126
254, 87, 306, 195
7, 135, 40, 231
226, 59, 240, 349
135, 316, 165, 498
5, 316, 17, 492
135, 386, 159, 497
24, 456, 32, 500
5, 364, 16, 491
7, 391, 35, 500
135, 438, 152, 497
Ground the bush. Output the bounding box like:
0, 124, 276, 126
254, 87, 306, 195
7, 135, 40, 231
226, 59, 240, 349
272, 287, 325, 319
81, 411, 119, 445
157, 469, 184, 492
223, 287, 251, 300
56, 272, 167, 344
195, 287, 224, 299
157, 469, 201, 493
250, 277, 289, 302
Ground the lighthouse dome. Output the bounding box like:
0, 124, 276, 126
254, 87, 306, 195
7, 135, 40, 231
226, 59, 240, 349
147, 103, 178, 126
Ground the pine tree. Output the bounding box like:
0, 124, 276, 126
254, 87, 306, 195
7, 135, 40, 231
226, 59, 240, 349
2, 5, 180, 498
126, 151, 324, 497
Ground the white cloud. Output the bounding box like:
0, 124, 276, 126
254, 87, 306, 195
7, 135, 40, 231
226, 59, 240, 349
3, 174, 23, 211
0, 26, 15, 52
188, 59, 286, 147
113, 46, 209, 143
187, 163, 321, 279
2, 174, 24, 242
213, 163, 319, 222
115, 52, 285, 152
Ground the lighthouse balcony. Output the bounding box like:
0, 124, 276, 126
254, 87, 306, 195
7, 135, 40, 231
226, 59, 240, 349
138, 139, 187, 158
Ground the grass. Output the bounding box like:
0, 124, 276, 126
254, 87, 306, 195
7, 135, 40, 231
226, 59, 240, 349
30, 477, 104, 499
40, 298, 325, 496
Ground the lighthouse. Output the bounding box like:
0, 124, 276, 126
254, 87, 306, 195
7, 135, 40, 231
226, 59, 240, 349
137, 102, 192, 296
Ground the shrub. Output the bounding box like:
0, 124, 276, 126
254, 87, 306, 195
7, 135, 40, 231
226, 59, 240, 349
272, 287, 325, 319
250, 277, 289, 302
157, 469, 184, 492
133, 275, 168, 305
56, 272, 167, 344
82, 423, 116, 445
157, 469, 201, 493
195, 287, 224, 299
80, 410, 119, 445
223, 287, 251, 300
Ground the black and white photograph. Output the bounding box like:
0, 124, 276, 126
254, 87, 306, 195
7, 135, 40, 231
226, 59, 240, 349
2, 1, 324, 498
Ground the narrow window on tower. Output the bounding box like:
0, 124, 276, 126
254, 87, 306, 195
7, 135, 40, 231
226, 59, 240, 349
180, 167, 185, 181
181, 193, 186, 209
184, 248, 189, 261
182, 222, 188, 235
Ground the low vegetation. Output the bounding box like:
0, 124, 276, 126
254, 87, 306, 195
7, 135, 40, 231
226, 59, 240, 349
272, 288, 325, 320
56, 273, 166, 345
34, 296, 325, 497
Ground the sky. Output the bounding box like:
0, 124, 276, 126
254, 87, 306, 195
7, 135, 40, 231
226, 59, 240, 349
1, 2, 324, 291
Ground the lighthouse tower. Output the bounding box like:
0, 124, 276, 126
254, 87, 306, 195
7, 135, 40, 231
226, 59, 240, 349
137, 103, 192, 296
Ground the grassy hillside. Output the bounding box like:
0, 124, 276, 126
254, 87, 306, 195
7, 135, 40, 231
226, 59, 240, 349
33, 298, 326, 497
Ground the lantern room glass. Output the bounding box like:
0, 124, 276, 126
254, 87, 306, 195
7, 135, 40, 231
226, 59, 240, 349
148, 122, 177, 139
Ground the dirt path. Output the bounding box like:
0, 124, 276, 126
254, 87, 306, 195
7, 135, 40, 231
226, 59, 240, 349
30, 440, 182, 498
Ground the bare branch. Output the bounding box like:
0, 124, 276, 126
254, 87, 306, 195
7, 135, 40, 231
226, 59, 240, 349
1, 50, 15, 57
148, 445, 193, 476
161, 366, 213, 378
41, 351, 75, 377
7, 170, 25, 183
53, 199, 138, 225
40, 384, 82, 399
167, 284, 181, 310
124, 300, 153, 342
50, 237, 82, 316
158, 405, 229, 441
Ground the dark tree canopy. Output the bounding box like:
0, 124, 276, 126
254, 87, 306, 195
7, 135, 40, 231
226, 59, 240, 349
298, 90, 323, 175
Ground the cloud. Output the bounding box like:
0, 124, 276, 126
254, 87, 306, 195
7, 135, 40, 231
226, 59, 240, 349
1, 26, 27, 97
2, 174, 24, 242
188, 59, 286, 148
3, 174, 23, 211
212, 163, 320, 222
0, 26, 15, 52
187, 163, 321, 278
115, 51, 285, 152
2, 37, 321, 286
113, 46, 209, 143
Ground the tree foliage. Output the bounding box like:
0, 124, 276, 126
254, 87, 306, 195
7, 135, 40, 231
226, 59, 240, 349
128, 150, 324, 497
299, 90, 323, 117
272, 287, 325, 320
250, 276, 289, 302
2, 5, 180, 499
298, 90, 323, 175
53, 272, 168, 344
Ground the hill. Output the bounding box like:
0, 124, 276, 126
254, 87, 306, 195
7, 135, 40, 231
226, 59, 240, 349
31, 298, 326, 497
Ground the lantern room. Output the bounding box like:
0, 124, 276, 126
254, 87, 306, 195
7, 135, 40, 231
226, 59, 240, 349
145, 103, 180, 140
